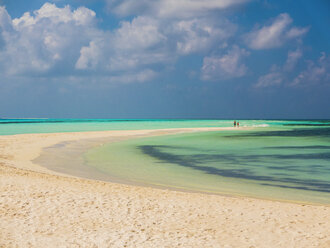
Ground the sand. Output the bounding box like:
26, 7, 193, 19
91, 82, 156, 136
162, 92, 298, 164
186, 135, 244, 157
0, 128, 329, 247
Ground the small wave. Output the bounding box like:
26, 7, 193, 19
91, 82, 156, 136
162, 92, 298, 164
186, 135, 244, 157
244, 124, 270, 127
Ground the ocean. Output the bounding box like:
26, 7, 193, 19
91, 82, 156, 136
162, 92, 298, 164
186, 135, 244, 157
0, 118, 315, 135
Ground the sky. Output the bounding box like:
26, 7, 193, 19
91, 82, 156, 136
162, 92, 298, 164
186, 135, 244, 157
0, 0, 329, 119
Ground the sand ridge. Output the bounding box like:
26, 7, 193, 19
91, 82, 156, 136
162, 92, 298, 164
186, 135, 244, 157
0, 128, 330, 247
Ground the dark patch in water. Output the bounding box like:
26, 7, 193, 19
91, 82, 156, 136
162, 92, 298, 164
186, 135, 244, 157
224, 128, 330, 138
138, 145, 330, 194
267, 164, 327, 174
284, 124, 330, 127
264, 146, 330, 150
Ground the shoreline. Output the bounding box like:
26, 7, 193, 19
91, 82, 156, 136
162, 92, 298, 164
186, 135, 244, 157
1, 127, 243, 174
34, 135, 328, 206
1, 127, 330, 247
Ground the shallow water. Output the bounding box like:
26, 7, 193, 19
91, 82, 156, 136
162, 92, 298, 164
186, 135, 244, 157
84, 122, 330, 204
10, 119, 329, 204
1, 118, 326, 135
0, 119, 232, 135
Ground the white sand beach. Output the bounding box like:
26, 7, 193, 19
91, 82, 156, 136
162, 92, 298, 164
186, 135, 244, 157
1, 128, 329, 247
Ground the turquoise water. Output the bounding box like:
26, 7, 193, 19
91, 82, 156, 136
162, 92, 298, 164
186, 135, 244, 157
83, 120, 330, 204
2, 119, 330, 204
0, 119, 234, 135
0, 118, 325, 135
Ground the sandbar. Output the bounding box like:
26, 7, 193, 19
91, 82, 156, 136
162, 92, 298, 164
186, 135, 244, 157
0, 128, 329, 247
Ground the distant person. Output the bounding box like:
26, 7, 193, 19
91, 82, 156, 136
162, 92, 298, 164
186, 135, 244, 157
234, 120, 236, 127
237, 121, 240, 127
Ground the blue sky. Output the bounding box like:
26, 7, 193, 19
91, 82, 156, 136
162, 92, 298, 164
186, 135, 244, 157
0, 0, 329, 119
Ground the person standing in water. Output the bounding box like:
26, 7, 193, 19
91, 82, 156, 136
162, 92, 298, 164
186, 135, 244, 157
237, 121, 240, 127
234, 120, 236, 127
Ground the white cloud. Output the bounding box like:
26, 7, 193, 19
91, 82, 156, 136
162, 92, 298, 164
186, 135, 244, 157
106, 0, 249, 18
75, 16, 172, 73
291, 53, 330, 86
114, 16, 166, 51
0, 2, 239, 84
201, 45, 249, 81
286, 26, 309, 39
284, 48, 302, 71
245, 13, 309, 50
74, 16, 169, 72
255, 70, 283, 88
0, 3, 99, 75
255, 51, 330, 88
75, 40, 102, 69
255, 48, 302, 88
75, 15, 236, 76
13, 3, 96, 27
0, 4, 167, 83
0, 6, 12, 49
173, 18, 236, 55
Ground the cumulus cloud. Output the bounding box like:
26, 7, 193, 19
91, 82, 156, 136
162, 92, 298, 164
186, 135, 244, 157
75, 40, 102, 70
0, 6, 13, 48
75, 16, 172, 74
201, 45, 249, 81
75, 16, 169, 72
255, 69, 283, 88
0, 4, 170, 83
286, 26, 310, 39
13, 3, 96, 26
173, 18, 236, 55
255, 49, 302, 88
284, 48, 303, 71
106, 0, 249, 18
255, 51, 329, 88
114, 17, 166, 51
0, 6, 12, 31
291, 53, 330, 86
244, 13, 309, 50
0, 2, 240, 84
0, 3, 98, 75
76, 15, 234, 74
